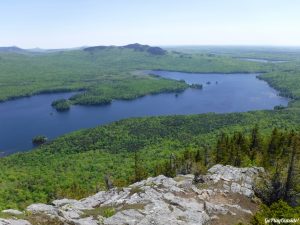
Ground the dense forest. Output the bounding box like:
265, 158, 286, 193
1, 45, 300, 223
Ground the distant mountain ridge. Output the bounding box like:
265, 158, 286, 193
0, 46, 27, 53
84, 43, 167, 55
0, 44, 167, 55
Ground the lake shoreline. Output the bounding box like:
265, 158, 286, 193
0, 71, 290, 155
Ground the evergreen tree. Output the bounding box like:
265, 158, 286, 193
268, 128, 281, 166
269, 163, 284, 204
226, 140, 235, 165
216, 132, 228, 163
195, 149, 201, 162
284, 136, 300, 206
169, 153, 177, 176
250, 125, 261, 161
234, 145, 242, 167
133, 149, 147, 182
204, 146, 209, 167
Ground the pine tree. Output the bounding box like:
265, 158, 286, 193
204, 146, 209, 167
250, 125, 261, 161
234, 146, 242, 167
284, 136, 300, 206
216, 133, 227, 163
268, 128, 280, 166
134, 150, 139, 182
195, 149, 201, 162
269, 163, 284, 204
133, 149, 147, 182
169, 153, 177, 176
154, 164, 163, 176
232, 132, 247, 166
235, 132, 248, 154
226, 140, 235, 165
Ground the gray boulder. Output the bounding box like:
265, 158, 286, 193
1, 210, 23, 216
0, 219, 31, 225
26, 203, 58, 216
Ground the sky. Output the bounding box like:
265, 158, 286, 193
1, 0, 300, 48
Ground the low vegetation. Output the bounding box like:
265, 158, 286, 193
250, 201, 300, 225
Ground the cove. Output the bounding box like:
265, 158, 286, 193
0, 71, 289, 155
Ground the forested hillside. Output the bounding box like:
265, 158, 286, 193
0, 108, 300, 210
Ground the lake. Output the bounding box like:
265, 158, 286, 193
0, 71, 289, 155
237, 58, 288, 63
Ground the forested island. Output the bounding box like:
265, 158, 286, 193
190, 83, 203, 89
32, 135, 48, 145
51, 99, 71, 111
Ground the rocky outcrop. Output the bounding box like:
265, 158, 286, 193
0, 165, 264, 225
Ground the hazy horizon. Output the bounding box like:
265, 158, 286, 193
3, 44, 300, 50
3, 44, 300, 51
1, 0, 300, 48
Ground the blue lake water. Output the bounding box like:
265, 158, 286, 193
237, 58, 288, 63
0, 71, 289, 155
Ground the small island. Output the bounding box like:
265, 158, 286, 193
190, 83, 203, 89
51, 99, 71, 111
32, 135, 48, 145
274, 105, 286, 110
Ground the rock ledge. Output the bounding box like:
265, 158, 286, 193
0, 165, 264, 225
